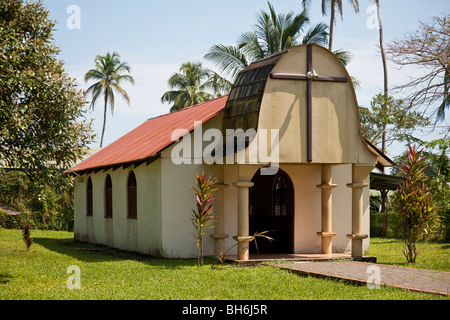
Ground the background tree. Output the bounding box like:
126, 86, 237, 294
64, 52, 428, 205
0, 0, 94, 180
360, 93, 430, 236
372, 0, 388, 98
360, 94, 430, 155
302, 0, 360, 51
161, 62, 230, 112
205, 1, 329, 83
385, 15, 450, 125
206, 1, 358, 89
85, 52, 135, 148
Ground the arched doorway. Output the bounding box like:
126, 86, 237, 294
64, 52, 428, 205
249, 169, 294, 254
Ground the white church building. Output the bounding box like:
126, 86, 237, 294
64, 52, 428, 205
67, 44, 393, 261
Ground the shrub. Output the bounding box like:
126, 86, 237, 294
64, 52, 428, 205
0, 169, 74, 231
392, 145, 438, 263
190, 172, 218, 267
22, 223, 33, 250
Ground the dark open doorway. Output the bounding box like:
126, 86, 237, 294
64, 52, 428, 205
249, 168, 294, 254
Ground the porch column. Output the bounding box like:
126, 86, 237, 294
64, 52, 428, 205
346, 165, 373, 258
316, 165, 336, 255
210, 182, 229, 257
232, 181, 254, 261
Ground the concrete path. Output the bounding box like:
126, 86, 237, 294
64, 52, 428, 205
272, 260, 450, 296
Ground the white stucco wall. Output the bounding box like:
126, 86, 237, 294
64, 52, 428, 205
73, 159, 162, 256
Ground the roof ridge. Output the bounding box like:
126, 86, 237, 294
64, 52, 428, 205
147, 94, 229, 121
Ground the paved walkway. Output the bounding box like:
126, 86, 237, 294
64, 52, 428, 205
271, 261, 450, 296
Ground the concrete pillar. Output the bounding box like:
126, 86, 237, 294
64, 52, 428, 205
232, 181, 254, 260
346, 165, 373, 258
316, 165, 336, 255
210, 182, 229, 256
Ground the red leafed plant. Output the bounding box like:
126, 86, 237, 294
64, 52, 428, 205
191, 172, 218, 266
392, 144, 437, 263
22, 223, 33, 250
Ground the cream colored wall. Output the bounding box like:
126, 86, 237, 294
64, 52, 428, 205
282, 164, 322, 253
218, 163, 369, 255
159, 114, 225, 258
73, 156, 371, 258
330, 164, 369, 254
248, 44, 377, 166
73, 159, 163, 256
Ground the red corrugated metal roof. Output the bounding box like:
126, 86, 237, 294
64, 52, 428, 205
67, 95, 229, 173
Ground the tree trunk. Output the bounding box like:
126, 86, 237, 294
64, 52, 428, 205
100, 93, 108, 148
376, 0, 388, 96
377, 0, 390, 237
380, 189, 388, 236
329, 3, 336, 51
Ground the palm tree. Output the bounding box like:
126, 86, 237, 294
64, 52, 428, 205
161, 62, 230, 112
372, 0, 390, 236
85, 52, 135, 148
303, 0, 360, 51
205, 1, 329, 83
374, 0, 388, 99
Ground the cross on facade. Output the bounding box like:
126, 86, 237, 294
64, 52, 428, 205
270, 45, 348, 162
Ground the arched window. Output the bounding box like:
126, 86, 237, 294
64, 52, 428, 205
105, 175, 113, 218
86, 177, 93, 217
273, 173, 289, 217
127, 171, 137, 219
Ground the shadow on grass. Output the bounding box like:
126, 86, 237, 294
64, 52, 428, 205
33, 236, 211, 269
0, 273, 12, 285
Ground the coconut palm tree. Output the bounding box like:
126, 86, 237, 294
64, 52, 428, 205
161, 62, 230, 112
85, 52, 135, 148
303, 0, 360, 51
205, 1, 329, 83
373, 0, 388, 99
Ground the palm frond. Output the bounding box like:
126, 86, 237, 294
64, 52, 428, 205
111, 83, 131, 106
333, 48, 353, 66
204, 44, 249, 82
301, 22, 329, 46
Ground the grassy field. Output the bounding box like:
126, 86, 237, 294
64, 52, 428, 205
0, 229, 448, 300
369, 237, 450, 272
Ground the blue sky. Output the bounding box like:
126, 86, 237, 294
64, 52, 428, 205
42, 0, 449, 157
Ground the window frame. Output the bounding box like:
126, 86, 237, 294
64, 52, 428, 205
104, 174, 113, 218
86, 177, 93, 217
127, 171, 137, 220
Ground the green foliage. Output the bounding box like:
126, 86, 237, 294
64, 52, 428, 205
161, 62, 230, 112
392, 145, 438, 263
205, 1, 330, 83
0, 0, 95, 180
391, 139, 450, 242
0, 168, 74, 231
190, 172, 218, 266
360, 93, 430, 151
85, 52, 135, 147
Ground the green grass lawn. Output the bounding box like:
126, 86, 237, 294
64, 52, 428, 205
369, 237, 450, 272
0, 228, 448, 300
